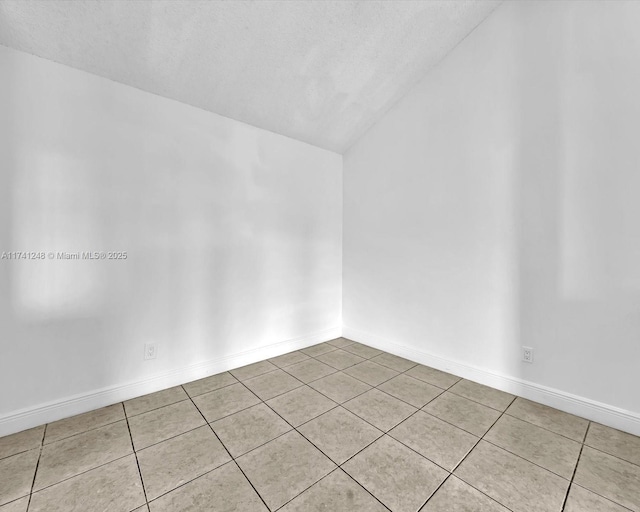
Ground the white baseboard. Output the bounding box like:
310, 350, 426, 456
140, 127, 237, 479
0, 326, 342, 437
343, 326, 640, 437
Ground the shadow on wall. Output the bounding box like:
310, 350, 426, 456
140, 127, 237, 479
0, 48, 341, 418
511, 1, 640, 412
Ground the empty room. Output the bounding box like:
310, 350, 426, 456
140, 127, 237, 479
1, 1, 639, 511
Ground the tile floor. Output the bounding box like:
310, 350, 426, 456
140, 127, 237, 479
1, 337, 639, 511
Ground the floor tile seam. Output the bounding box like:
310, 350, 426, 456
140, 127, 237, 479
383, 429, 460, 475
373, 360, 419, 374
187, 393, 272, 512
416, 473, 455, 512
230, 365, 281, 383
340, 347, 383, 359
132, 420, 211, 453
307, 378, 373, 405
29, 450, 134, 496
450, 395, 574, 511
236, 366, 291, 385
125, 397, 191, 420
181, 378, 239, 398
304, 344, 340, 357
42, 415, 127, 446
341, 367, 400, 388
274, 466, 393, 512
277, 364, 339, 386
341, 394, 419, 435
425, 388, 515, 416
397, 368, 459, 391
0, 444, 43, 462
123, 411, 150, 508
448, 472, 518, 512
269, 402, 343, 432
418, 407, 490, 438
450, 395, 513, 474
566, 481, 637, 512
238, 376, 309, 403
294, 414, 383, 468
502, 410, 590, 444
561, 441, 586, 512
373, 381, 445, 410
143, 458, 235, 507
24, 423, 47, 512
580, 443, 640, 470
312, 359, 366, 372
479, 437, 576, 481
446, 389, 513, 413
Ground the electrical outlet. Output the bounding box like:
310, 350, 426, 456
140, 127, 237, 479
144, 343, 158, 360
522, 346, 534, 363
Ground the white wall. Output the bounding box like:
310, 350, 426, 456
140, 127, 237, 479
344, 0, 640, 432
0, 45, 342, 434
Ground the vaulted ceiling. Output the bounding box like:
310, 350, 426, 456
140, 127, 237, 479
0, 0, 501, 153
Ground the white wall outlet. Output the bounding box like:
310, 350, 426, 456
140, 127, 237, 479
144, 343, 158, 360
522, 346, 534, 363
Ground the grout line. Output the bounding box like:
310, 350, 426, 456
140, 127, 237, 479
187, 389, 272, 512
25, 422, 47, 510
123, 406, 150, 508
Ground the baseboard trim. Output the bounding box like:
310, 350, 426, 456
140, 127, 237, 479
343, 326, 640, 437
0, 326, 342, 437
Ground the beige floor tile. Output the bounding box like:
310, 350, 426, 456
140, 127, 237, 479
585, 422, 640, 466
342, 342, 383, 360
137, 426, 231, 501
420, 476, 509, 512
564, 484, 630, 512
344, 388, 417, 432
300, 343, 337, 357
454, 441, 568, 512
182, 372, 237, 397
0, 449, 39, 506
132, 506, 150, 512
211, 404, 291, 457
192, 383, 261, 423
315, 349, 365, 370
448, 380, 514, 411
0, 426, 44, 459
229, 360, 278, 382
236, 430, 336, 511
266, 386, 336, 427
268, 351, 310, 369
28, 454, 145, 512
283, 359, 336, 384
574, 446, 640, 511
243, 369, 303, 401
343, 360, 398, 386
343, 435, 447, 512
34, 420, 132, 490
405, 364, 461, 389
309, 372, 371, 404
279, 469, 387, 512
505, 398, 589, 442
45, 403, 124, 444
326, 337, 355, 349
124, 387, 188, 417
128, 400, 205, 451
371, 352, 417, 372
148, 462, 267, 512
423, 392, 501, 437
298, 407, 382, 465
390, 411, 478, 471
378, 374, 443, 408
484, 414, 581, 479
0, 496, 29, 512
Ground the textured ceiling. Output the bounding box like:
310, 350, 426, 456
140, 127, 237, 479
0, 0, 501, 153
